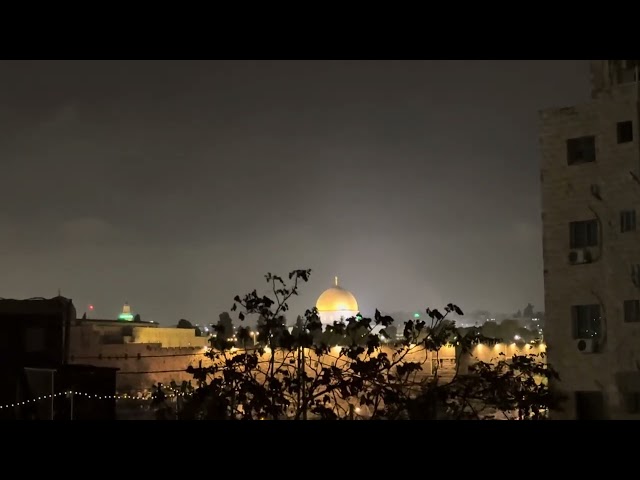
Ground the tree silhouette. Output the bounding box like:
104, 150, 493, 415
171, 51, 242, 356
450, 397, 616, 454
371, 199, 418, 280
523, 303, 534, 318
214, 312, 234, 341
385, 325, 398, 341
177, 319, 193, 329
481, 321, 499, 338
179, 270, 560, 420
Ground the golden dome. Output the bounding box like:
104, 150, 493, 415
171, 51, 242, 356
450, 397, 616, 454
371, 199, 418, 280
316, 277, 359, 313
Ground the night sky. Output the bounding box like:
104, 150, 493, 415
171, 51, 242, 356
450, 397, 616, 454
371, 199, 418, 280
0, 60, 591, 324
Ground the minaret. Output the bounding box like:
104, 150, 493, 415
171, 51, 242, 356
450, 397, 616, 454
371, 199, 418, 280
118, 302, 134, 321
334, 276, 338, 287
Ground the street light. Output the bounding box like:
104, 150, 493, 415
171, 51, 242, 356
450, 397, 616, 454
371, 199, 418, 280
251, 331, 257, 346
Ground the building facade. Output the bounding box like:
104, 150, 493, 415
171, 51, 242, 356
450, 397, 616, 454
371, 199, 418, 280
540, 60, 640, 419
68, 317, 208, 394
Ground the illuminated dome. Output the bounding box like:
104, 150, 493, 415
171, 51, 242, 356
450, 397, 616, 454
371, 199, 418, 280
316, 277, 359, 325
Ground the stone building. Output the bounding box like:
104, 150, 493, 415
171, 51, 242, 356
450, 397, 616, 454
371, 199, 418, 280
68, 305, 207, 394
540, 60, 640, 419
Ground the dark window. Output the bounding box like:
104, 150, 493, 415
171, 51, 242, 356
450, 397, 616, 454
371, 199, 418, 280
575, 391, 605, 420
624, 300, 640, 323
633, 265, 640, 287
620, 60, 640, 83
621, 210, 636, 232
570, 220, 599, 248
623, 392, 640, 414
567, 136, 596, 165
617, 121, 633, 144
24, 327, 46, 353
571, 304, 601, 339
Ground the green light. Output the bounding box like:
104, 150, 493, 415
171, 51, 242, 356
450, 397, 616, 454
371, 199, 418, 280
414, 313, 420, 319
118, 313, 134, 321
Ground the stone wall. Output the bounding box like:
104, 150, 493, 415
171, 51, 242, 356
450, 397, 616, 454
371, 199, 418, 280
68, 321, 210, 394
68, 335, 544, 397
131, 327, 208, 348
459, 342, 546, 374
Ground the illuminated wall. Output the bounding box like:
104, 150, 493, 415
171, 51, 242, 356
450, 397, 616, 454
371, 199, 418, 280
131, 327, 208, 348
67, 332, 543, 407
68, 322, 209, 395
459, 342, 547, 374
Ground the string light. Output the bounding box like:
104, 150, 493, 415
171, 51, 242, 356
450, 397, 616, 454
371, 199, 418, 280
0, 389, 197, 410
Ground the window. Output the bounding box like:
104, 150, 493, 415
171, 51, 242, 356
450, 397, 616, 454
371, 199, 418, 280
24, 327, 46, 353
617, 121, 633, 144
567, 136, 596, 165
621, 210, 636, 232
570, 220, 599, 248
623, 392, 640, 414
624, 300, 640, 323
571, 304, 601, 339
633, 265, 640, 287
620, 60, 640, 83
575, 391, 605, 420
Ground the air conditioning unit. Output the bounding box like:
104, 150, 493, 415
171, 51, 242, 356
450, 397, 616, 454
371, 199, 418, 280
569, 249, 584, 264
576, 338, 598, 353
569, 249, 593, 265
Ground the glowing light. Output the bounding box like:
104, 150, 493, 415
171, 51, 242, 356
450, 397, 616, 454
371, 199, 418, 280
414, 313, 420, 318
119, 302, 134, 321
89, 305, 94, 310
355, 407, 361, 413
514, 335, 521, 341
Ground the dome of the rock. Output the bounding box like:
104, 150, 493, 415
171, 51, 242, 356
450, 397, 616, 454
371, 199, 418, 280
315, 277, 359, 325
